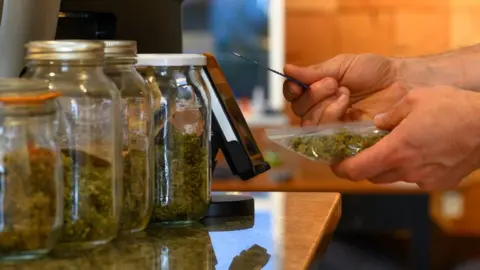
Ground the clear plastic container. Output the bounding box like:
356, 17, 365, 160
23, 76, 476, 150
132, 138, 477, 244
266, 121, 389, 164
136, 54, 211, 224
22, 40, 121, 248
103, 40, 153, 233
0, 79, 63, 261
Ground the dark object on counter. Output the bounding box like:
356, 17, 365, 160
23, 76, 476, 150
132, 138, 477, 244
204, 53, 270, 181
231, 51, 308, 89
205, 195, 254, 218
229, 244, 271, 270
56, 11, 116, 40
212, 165, 236, 179
202, 215, 255, 231
203, 53, 270, 219
59, 0, 184, 54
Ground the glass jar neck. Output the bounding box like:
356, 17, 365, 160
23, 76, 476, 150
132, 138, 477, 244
24, 60, 105, 77
2, 100, 57, 122
104, 57, 137, 71
154, 66, 201, 75
26, 59, 104, 67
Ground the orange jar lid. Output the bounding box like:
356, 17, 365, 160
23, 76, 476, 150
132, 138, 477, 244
0, 78, 61, 104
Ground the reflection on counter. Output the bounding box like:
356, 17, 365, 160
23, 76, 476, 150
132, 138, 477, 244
0, 218, 270, 270
0, 192, 340, 270
0, 192, 283, 270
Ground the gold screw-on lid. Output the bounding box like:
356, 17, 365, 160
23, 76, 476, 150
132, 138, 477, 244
25, 40, 105, 61
103, 40, 137, 58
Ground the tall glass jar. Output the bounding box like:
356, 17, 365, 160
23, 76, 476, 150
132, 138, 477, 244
0, 79, 63, 260
136, 66, 164, 135
102, 40, 153, 233
136, 54, 211, 225
22, 40, 121, 248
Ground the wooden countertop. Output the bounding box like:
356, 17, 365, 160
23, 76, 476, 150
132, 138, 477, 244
213, 173, 425, 194
213, 165, 480, 194
282, 192, 341, 269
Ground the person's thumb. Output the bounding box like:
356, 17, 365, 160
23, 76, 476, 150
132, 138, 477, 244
285, 56, 349, 85
373, 98, 411, 131
284, 64, 325, 85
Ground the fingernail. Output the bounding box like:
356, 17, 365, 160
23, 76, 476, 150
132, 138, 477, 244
284, 64, 297, 71
338, 86, 350, 96
338, 92, 349, 103
325, 78, 338, 89
301, 120, 313, 127
311, 80, 337, 94
374, 113, 386, 121
374, 113, 387, 126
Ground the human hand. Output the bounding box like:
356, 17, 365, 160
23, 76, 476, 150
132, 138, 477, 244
283, 54, 411, 126
331, 86, 480, 190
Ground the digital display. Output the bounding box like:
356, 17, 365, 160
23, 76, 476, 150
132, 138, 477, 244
202, 53, 269, 180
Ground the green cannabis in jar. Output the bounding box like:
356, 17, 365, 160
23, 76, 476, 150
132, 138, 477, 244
288, 128, 388, 162
153, 125, 209, 223
61, 149, 117, 246
0, 148, 60, 258
120, 149, 151, 232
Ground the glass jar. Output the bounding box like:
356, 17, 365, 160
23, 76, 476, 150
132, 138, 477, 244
22, 40, 121, 248
136, 54, 211, 224
102, 40, 153, 233
136, 66, 165, 135
0, 79, 63, 261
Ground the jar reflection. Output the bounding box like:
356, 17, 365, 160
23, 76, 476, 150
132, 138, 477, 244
148, 225, 214, 270
0, 234, 156, 270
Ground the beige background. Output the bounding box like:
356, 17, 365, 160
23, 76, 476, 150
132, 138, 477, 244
286, 0, 480, 66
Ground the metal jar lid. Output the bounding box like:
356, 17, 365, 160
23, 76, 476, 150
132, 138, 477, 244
25, 40, 105, 61
103, 40, 137, 58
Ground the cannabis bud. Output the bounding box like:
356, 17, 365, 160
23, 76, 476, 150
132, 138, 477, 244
287, 128, 388, 163
153, 124, 209, 224
0, 148, 60, 258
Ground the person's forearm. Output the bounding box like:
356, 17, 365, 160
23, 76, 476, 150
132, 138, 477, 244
395, 44, 480, 91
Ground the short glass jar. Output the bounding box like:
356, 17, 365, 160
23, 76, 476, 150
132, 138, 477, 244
102, 40, 153, 233
22, 40, 121, 248
136, 54, 211, 224
0, 79, 63, 260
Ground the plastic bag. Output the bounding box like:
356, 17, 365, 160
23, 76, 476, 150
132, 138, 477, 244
265, 121, 389, 163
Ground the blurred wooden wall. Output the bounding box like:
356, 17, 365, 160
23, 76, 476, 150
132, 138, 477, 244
285, 0, 480, 125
